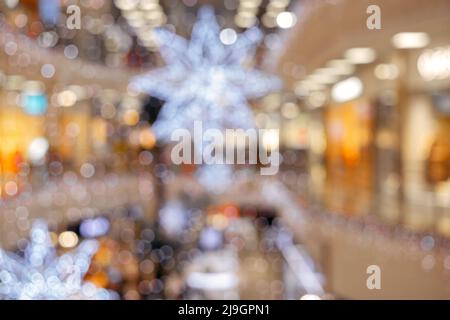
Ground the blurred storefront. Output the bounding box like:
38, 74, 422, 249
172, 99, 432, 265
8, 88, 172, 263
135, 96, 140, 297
275, 0, 450, 236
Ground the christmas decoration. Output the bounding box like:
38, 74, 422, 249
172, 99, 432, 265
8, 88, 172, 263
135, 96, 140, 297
130, 6, 281, 141
0, 220, 117, 300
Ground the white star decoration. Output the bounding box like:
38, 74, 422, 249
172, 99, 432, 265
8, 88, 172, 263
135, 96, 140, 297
195, 163, 234, 194
0, 220, 116, 300
130, 6, 282, 141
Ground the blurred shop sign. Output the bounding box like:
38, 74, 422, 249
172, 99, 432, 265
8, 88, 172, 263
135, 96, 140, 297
20, 81, 48, 115
21, 94, 48, 115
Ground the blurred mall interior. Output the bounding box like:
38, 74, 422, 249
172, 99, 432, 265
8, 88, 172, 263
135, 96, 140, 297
0, 0, 450, 300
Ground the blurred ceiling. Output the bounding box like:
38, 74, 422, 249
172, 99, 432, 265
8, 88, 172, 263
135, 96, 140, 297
276, 0, 450, 88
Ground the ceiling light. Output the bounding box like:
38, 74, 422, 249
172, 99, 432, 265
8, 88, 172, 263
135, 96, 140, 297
308, 72, 339, 85
331, 77, 363, 103
374, 63, 399, 80
417, 46, 450, 81
392, 32, 430, 49
294, 80, 325, 96
308, 91, 327, 109
344, 48, 377, 64
276, 11, 297, 29
326, 59, 355, 76
314, 67, 346, 80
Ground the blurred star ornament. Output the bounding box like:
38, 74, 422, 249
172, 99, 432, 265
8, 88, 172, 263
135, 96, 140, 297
0, 220, 116, 300
159, 200, 189, 239
196, 164, 234, 193
130, 6, 281, 191
130, 6, 281, 140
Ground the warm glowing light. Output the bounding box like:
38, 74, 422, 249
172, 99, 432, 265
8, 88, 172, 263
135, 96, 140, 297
326, 59, 355, 76
374, 63, 399, 80
58, 90, 77, 107
139, 129, 157, 149
123, 109, 140, 126
344, 48, 376, 64
294, 81, 325, 97
308, 91, 327, 108
331, 77, 363, 103
308, 72, 339, 85
58, 231, 79, 248
262, 130, 279, 151
417, 46, 450, 81
392, 32, 430, 49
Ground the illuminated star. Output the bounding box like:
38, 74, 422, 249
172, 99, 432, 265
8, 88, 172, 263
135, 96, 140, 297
130, 6, 281, 141
0, 220, 116, 300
